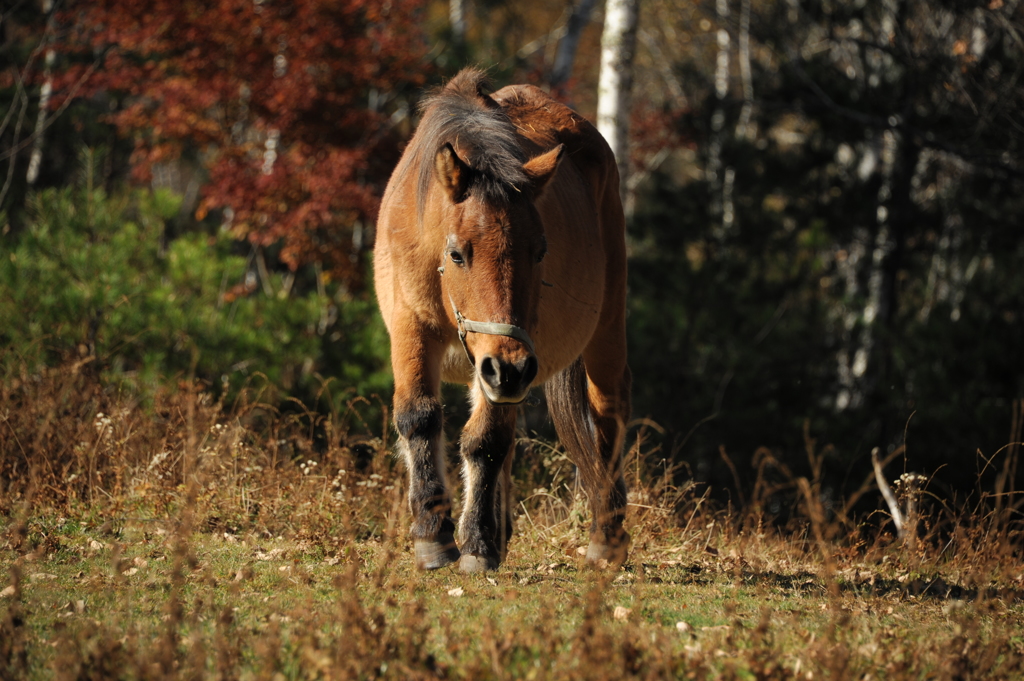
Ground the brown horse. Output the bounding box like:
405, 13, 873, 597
374, 69, 631, 572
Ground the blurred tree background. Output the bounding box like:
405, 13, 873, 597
2, 0, 1022, 505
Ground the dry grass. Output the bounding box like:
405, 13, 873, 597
2, 364, 1023, 679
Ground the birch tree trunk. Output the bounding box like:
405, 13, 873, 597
450, 0, 467, 47
708, 0, 733, 239
834, 0, 911, 413
835, 142, 899, 413
26, 0, 56, 186
597, 0, 639, 207
735, 0, 753, 141
550, 0, 598, 88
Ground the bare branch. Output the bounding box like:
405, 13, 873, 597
0, 88, 30, 209
784, 49, 1024, 179
550, 0, 598, 87
517, 8, 570, 61
872, 446, 904, 538
0, 57, 103, 165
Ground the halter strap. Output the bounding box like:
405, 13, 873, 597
440, 253, 535, 363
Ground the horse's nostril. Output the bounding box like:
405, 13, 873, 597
521, 355, 538, 386
480, 356, 498, 379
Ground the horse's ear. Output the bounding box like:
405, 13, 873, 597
522, 144, 565, 196
435, 143, 472, 203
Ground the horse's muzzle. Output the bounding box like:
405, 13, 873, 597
478, 353, 538, 404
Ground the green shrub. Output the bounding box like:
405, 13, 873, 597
0, 178, 391, 410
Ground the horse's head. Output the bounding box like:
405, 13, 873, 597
434, 141, 564, 404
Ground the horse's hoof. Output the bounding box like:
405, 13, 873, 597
458, 553, 499, 573
415, 537, 460, 570
584, 538, 629, 568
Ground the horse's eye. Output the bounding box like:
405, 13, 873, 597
535, 242, 547, 263
449, 249, 465, 265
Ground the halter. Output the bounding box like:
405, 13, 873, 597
438, 253, 536, 364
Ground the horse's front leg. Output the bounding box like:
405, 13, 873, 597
392, 333, 459, 570
457, 390, 518, 573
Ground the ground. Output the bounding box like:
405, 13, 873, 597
2, 372, 1023, 679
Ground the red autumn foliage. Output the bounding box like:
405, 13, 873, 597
53, 0, 431, 287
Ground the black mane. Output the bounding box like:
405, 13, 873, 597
415, 69, 528, 219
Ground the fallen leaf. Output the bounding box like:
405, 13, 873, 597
255, 548, 287, 561
486, 577, 497, 586
29, 573, 58, 582
122, 567, 139, 577
447, 587, 464, 597
676, 621, 692, 633
0, 585, 15, 598
613, 606, 631, 621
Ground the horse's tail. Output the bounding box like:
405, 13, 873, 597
544, 357, 603, 492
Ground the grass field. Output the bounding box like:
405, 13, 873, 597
2, 367, 1023, 679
